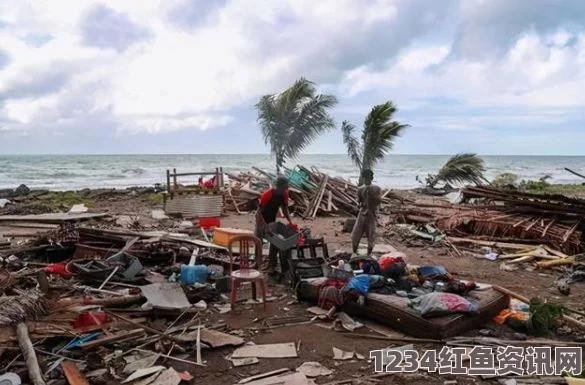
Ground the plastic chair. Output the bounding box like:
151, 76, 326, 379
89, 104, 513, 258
228, 235, 267, 310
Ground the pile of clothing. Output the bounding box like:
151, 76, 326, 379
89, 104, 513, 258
317, 252, 480, 318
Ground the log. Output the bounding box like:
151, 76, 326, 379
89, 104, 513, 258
17, 322, 46, 385
536, 258, 574, 269
564, 167, 585, 180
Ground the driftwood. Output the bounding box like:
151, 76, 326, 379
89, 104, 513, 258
17, 322, 46, 385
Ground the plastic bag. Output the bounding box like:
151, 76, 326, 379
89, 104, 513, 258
344, 274, 371, 295
409, 292, 479, 317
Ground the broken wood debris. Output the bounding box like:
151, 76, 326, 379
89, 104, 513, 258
224, 165, 399, 217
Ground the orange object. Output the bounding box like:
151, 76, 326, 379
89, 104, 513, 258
494, 309, 512, 325
213, 227, 254, 247
62, 361, 90, 385
228, 235, 268, 310
493, 308, 529, 325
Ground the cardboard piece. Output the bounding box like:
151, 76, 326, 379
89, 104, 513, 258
231, 343, 298, 359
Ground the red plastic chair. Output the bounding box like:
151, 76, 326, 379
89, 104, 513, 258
228, 235, 267, 310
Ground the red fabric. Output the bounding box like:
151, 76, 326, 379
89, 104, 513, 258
379, 255, 405, 271
259, 188, 289, 207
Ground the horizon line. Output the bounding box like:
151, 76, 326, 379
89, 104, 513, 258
1, 153, 585, 157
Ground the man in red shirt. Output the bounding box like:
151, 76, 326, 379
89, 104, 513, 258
255, 176, 294, 274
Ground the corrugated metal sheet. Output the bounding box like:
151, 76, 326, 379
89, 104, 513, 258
165, 194, 223, 217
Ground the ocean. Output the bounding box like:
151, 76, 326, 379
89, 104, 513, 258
0, 154, 584, 190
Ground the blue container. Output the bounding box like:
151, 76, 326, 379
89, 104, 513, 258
180, 265, 209, 285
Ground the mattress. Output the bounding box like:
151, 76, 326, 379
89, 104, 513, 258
298, 278, 509, 339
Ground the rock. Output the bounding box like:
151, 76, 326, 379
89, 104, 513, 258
479, 328, 496, 337
498, 379, 516, 385
0, 189, 13, 199
444, 381, 458, 385
14, 184, 30, 196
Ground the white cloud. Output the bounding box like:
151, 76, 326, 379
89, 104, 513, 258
0, 0, 584, 155
2, 0, 441, 136
342, 29, 585, 113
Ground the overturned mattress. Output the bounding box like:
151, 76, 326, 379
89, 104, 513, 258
298, 279, 509, 339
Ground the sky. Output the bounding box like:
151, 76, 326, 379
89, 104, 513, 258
1, 0, 585, 155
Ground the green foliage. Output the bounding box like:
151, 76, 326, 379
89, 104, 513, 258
422, 153, 486, 188
342, 101, 409, 180
146, 193, 164, 205
256, 78, 337, 173
35, 191, 94, 211
527, 297, 566, 336
519, 175, 552, 191
492, 172, 518, 188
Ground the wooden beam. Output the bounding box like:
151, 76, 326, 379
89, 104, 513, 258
17, 323, 46, 385
62, 361, 90, 385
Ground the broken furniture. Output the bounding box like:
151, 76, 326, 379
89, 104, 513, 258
228, 235, 267, 309
164, 168, 225, 218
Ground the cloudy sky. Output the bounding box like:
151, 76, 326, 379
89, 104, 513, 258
1, 0, 584, 155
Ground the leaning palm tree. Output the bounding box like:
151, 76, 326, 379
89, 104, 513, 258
256, 78, 337, 173
423, 153, 486, 189
341, 101, 409, 183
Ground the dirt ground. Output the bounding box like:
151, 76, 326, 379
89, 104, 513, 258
125, 208, 581, 385
4, 191, 583, 384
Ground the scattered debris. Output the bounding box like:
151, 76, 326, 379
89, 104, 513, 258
230, 357, 259, 367
232, 343, 298, 359
296, 362, 333, 378
332, 347, 354, 360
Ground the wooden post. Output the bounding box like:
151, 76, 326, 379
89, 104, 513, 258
166, 169, 171, 195
17, 322, 46, 385
172, 168, 178, 190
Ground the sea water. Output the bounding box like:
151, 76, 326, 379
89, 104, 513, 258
1, 154, 585, 190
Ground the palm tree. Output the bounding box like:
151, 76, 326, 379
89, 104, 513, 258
256, 78, 337, 173
423, 153, 486, 188
341, 101, 409, 183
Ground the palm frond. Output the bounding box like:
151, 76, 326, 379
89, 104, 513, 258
285, 94, 338, 159
361, 102, 408, 170
341, 120, 362, 170
255, 78, 337, 172
433, 153, 486, 187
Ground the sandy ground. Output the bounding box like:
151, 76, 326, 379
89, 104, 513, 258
3, 192, 584, 384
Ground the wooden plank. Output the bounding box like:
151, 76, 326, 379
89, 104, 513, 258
231, 342, 298, 358
311, 175, 329, 218
200, 329, 244, 348
62, 361, 90, 385
447, 237, 537, 250
0, 213, 107, 223
79, 328, 145, 350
